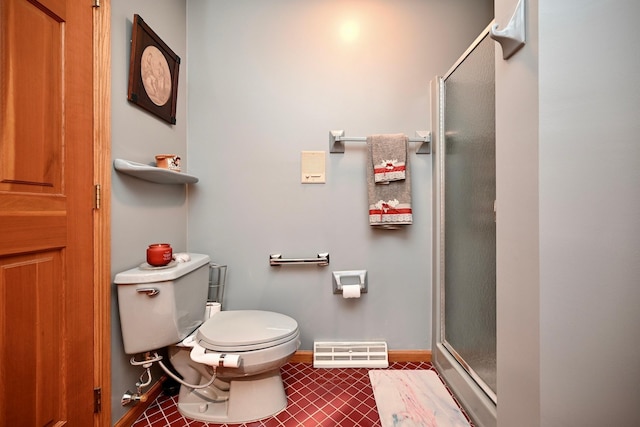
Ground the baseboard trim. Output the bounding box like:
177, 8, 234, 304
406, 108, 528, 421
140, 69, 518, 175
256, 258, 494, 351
289, 350, 314, 363
290, 349, 432, 364
114, 375, 166, 427
388, 349, 432, 363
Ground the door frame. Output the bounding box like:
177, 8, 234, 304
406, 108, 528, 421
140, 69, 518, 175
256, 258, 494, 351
93, 1, 112, 425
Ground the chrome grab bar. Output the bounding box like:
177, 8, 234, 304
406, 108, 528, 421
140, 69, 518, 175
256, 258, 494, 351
269, 253, 330, 267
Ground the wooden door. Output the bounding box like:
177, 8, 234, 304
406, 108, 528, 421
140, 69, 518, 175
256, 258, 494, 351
0, 0, 107, 425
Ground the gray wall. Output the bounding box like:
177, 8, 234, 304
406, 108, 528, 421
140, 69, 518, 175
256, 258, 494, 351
109, 1, 640, 425
110, 0, 187, 422
185, 0, 493, 351
496, 0, 640, 425
109, 1, 492, 424
537, 0, 640, 425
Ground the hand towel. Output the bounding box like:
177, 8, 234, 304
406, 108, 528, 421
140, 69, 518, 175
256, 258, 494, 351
367, 136, 412, 228
370, 134, 408, 183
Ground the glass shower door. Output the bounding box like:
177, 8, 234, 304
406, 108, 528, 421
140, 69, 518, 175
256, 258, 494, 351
441, 32, 496, 402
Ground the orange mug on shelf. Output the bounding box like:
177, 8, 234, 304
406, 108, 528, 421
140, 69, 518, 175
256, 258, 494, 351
155, 154, 181, 172
146, 243, 173, 266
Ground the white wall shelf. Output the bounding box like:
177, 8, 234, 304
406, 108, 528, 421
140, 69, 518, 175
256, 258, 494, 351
113, 158, 199, 184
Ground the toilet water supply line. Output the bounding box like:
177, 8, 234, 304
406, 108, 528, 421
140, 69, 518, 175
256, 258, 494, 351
157, 359, 218, 390
123, 340, 242, 405
122, 352, 163, 405
156, 336, 242, 390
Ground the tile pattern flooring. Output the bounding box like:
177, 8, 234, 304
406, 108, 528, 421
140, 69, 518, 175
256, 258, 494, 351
132, 361, 475, 427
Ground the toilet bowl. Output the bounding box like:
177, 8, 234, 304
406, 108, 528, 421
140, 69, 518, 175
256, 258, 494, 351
169, 310, 300, 423
114, 254, 300, 423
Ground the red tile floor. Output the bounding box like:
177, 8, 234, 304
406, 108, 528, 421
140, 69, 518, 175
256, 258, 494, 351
132, 361, 475, 427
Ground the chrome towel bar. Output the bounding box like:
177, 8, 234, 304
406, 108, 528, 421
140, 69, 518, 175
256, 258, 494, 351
329, 130, 431, 154
269, 253, 330, 267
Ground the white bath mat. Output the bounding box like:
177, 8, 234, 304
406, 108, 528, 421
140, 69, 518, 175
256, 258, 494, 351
369, 370, 471, 427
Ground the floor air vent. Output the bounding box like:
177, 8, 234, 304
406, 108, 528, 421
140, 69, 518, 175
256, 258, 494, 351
313, 341, 389, 368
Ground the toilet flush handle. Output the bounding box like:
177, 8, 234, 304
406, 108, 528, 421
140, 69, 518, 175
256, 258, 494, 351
136, 287, 159, 297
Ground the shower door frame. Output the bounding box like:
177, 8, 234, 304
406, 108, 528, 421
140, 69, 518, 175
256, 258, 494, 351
431, 23, 497, 427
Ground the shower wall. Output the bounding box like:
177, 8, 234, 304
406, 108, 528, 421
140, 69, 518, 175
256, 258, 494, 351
496, 0, 640, 425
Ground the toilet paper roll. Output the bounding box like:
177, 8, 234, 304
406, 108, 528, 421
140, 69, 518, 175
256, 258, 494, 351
342, 284, 361, 298
204, 302, 221, 320
173, 252, 191, 263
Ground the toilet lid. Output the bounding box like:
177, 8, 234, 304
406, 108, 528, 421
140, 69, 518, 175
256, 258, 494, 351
196, 310, 299, 352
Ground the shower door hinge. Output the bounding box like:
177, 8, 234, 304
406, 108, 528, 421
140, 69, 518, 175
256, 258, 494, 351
95, 184, 101, 210
93, 0, 100, 7
494, 200, 497, 222
93, 387, 102, 413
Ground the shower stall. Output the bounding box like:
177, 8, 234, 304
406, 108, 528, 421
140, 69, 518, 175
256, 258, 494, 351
431, 24, 497, 427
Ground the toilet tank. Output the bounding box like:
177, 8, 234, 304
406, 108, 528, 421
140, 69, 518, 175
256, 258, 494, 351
115, 253, 211, 354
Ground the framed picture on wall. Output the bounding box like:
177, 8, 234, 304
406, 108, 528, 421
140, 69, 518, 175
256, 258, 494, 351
127, 14, 180, 125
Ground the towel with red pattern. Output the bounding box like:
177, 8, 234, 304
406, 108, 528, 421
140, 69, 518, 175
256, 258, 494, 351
371, 134, 407, 183
366, 134, 412, 228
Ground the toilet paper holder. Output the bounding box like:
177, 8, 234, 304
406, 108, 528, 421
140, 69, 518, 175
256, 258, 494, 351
332, 270, 368, 294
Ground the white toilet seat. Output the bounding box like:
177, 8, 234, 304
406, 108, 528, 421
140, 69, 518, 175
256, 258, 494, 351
170, 309, 301, 423
196, 310, 299, 352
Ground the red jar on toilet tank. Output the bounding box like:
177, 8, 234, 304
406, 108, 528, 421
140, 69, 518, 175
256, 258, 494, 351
146, 243, 172, 266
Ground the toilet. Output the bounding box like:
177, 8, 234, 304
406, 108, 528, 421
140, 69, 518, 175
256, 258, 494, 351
115, 253, 300, 423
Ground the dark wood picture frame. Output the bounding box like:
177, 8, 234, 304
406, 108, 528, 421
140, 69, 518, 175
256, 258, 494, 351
127, 14, 180, 125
